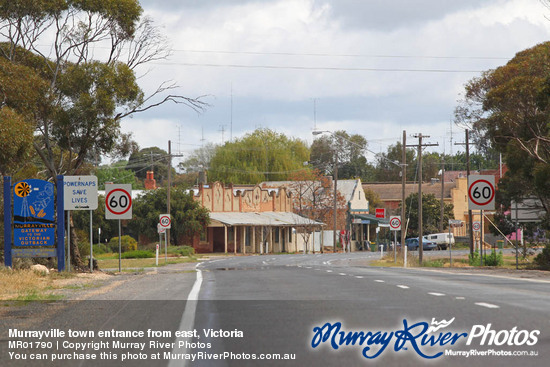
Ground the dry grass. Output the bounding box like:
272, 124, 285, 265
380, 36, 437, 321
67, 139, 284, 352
0, 268, 63, 301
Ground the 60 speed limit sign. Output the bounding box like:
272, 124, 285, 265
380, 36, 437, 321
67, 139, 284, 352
105, 184, 132, 220
159, 214, 171, 229
468, 175, 495, 210
389, 216, 401, 231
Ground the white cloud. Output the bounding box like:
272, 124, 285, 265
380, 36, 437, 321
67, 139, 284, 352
124, 0, 550, 163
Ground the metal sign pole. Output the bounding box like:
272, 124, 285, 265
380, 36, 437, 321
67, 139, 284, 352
165, 232, 168, 263
90, 210, 93, 273
118, 219, 122, 272
394, 230, 397, 263
67, 210, 71, 272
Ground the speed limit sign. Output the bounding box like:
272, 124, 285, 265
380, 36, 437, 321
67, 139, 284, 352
389, 216, 401, 231
159, 214, 171, 229
105, 184, 132, 220
468, 175, 495, 210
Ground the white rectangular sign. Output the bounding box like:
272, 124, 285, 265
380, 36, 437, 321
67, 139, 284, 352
105, 184, 132, 220
64, 176, 98, 210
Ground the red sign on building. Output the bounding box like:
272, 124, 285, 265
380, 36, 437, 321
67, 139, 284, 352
375, 208, 386, 218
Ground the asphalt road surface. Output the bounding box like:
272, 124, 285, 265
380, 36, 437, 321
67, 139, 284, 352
1, 252, 549, 366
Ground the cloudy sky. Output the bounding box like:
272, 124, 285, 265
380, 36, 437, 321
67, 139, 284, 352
125, 0, 550, 167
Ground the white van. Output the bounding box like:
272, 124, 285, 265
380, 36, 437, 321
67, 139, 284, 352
425, 233, 455, 250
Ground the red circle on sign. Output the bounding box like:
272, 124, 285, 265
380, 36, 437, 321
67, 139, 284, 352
390, 218, 401, 229
105, 188, 132, 215
160, 215, 171, 228
468, 179, 495, 206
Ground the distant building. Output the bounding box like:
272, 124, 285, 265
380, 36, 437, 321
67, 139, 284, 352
190, 182, 323, 254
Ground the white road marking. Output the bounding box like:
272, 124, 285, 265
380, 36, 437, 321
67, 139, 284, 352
374, 280, 385, 283
456, 297, 466, 300
396, 285, 410, 289
263, 261, 269, 265
326, 270, 333, 273
169, 265, 202, 367
305, 266, 312, 269
475, 302, 500, 309
339, 273, 347, 276
428, 292, 446, 297
355, 276, 364, 279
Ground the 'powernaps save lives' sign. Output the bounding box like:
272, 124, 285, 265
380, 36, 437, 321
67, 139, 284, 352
63, 176, 98, 210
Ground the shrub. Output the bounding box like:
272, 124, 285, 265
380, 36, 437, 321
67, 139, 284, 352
108, 235, 138, 252
483, 250, 503, 267
121, 250, 155, 259
534, 244, 550, 270
469, 250, 480, 266
176, 246, 195, 257
92, 243, 109, 255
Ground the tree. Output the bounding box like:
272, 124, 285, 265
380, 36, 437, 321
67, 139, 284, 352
374, 142, 416, 182
0, 0, 207, 268
400, 193, 454, 237
128, 188, 210, 246
310, 130, 373, 180
209, 128, 310, 184
127, 147, 172, 184
455, 42, 550, 221
94, 162, 142, 190
286, 169, 347, 252
179, 142, 218, 173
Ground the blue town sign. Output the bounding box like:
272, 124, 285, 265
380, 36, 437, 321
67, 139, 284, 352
13, 179, 55, 247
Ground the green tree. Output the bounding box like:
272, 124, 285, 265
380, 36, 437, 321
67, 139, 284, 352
455, 42, 550, 220
128, 188, 210, 246
127, 147, 172, 184
374, 142, 416, 182
209, 128, 310, 184
400, 193, 454, 237
310, 130, 372, 180
94, 162, 142, 190
0, 0, 207, 268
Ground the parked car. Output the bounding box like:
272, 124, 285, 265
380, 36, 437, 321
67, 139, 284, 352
404, 237, 437, 251
425, 233, 455, 250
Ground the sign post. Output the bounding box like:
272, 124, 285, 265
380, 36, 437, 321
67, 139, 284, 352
105, 184, 132, 272
389, 216, 401, 263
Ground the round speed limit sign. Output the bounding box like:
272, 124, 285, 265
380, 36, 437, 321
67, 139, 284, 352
389, 216, 401, 231
468, 175, 496, 210
105, 184, 132, 220
159, 214, 171, 229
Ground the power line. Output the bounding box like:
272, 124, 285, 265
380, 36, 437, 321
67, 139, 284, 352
152, 61, 483, 73
171, 48, 510, 61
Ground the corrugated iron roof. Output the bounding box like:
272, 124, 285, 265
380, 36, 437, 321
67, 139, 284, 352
209, 212, 325, 227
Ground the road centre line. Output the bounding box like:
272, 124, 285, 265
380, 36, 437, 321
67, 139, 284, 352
339, 273, 347, 276
169, 265, 202, 367
396, 285, 410, 289
428, 292, 446, 297
475, 302, 500, 309
374, 280, 385, 283
355, 276, 364, 279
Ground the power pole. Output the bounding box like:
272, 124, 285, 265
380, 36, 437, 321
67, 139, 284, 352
166, 140, 184, 246
440, 155, 445, 232
333, 152, 338, 253
455, 130, 474, 257
411, 134, 438, 265
401, 130, 407, 259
